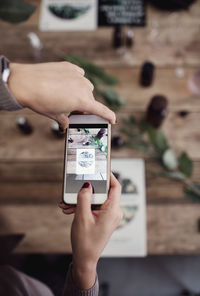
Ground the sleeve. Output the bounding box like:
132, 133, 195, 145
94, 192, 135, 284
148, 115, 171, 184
0, 265, 54, 296
62, 263, 99, 296
0, 55, 23, 111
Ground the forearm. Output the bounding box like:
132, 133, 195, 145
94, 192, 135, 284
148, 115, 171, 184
0, 56, 23, 111
63, 263, 99, 296
72, 259, 97, 290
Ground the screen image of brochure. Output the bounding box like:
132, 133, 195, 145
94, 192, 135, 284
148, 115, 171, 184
66, 126, 108, 193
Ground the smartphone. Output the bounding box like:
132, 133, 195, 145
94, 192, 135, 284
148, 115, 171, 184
63, 115, 111, 205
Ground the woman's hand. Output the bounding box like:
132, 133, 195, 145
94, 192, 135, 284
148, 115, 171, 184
59, 173, 122, 290
8, 61, 116, 129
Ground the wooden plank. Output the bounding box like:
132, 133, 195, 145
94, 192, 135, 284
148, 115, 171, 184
0, 204, 199, 254
147, 204, 200, 254
0, 25, 199, 67
0, 1, 200, 67
0, 182, 63, 205
106, 67, 200, 112
0, 114, 65, 161
0, 205, 73, 254
0, 109, 200, 160
0, 160, 199, 204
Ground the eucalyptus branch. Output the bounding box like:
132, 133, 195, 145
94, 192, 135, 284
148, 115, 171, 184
120, 115, 200, 202
184, 180, 200, 196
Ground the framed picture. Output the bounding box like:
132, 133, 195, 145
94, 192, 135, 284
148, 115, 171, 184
102, 158, 147, 257
39, 0, 98, 31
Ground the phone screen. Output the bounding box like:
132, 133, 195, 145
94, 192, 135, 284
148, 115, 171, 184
64, 123, 109, 201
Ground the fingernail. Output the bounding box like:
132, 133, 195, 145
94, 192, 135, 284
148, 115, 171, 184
59, 125, 64, 133
82, 182, 90, 189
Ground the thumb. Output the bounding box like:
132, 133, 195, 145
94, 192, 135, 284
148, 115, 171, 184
55, 113, 70, 131
76, 182, 93, 219
43, 112, 70, 131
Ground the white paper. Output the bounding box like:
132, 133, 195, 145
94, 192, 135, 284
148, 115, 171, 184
76, 149, 95, 175
102, 158, 147, 257
39, 0, 97, 31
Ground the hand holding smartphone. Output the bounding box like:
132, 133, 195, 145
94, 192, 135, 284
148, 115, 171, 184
63, 115, 111, 205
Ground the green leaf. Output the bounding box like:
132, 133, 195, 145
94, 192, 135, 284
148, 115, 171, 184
139, 121, 153, 133
48, 5, 90, 20
184, 183, 200, 202
95, 138, 103, 149
162, 149, 178, 170
120, 128, 141, 139
146, 125, 168, 153
146, 125, 157, 147
104, 145, 108, 153
129, 115, 136, 125
101, 88, 126, 111
162, 171, 186, 181
0, 0, 36, 23
126, 140, 150, 153
121, 117, 136, 128
178, 152, 193, 178
84, 128, 89, 134
155, 131, 169, 153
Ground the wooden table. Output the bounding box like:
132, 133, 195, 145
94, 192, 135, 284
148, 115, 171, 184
0, 0, 200, 254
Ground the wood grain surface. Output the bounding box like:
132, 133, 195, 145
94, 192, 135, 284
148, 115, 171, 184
0, 0, 200, 254
0, 204, 199, 254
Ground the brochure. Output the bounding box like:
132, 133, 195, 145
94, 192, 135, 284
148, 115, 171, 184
102, 158, 147, 257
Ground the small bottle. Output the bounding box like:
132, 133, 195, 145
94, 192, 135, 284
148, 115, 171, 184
146, 95, 168, 128
16, 117, 33, 135
51, 122, 64, 138
140, 61, 155, 87
112, 25, 123, 49
111, 135, 124, 149
95, 128, 106, 140
125, 28, 134, 48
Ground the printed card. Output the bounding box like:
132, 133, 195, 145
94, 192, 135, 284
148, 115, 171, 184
102, 158, 147, 257
39, 0, 98, 31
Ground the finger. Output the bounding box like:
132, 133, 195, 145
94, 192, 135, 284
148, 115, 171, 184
103, 173, 121, 208
59, 202, 74, 209
82, 77, 94, 91
70, 111, 85, 115
87, 101, 116, 124
45, 112, 70, 132
74, 66, 85, 76
76, 182, 93, 219
62, 208, 75, 215
92, 210, 102, 217
55, 113, 70, 131
63, 61, 85, 76
110, 172, 120, 188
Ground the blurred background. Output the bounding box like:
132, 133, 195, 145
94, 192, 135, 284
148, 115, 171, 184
0, 0, 200, 295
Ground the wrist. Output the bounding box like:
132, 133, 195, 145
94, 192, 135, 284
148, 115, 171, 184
72, 260, 97, 290
8, 63, 27, 107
